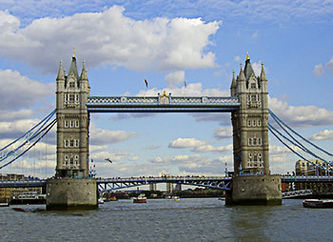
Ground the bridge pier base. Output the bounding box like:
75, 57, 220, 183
226, 175, 282, 205
46, 178, 97, 210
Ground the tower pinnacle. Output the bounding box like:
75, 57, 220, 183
73, 48, 75, 58
246, 50, 249, 60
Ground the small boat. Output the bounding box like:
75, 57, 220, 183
98, 198, 104, 204
172, 196, 180, 201
108, 196, 117, 201
133, 194, 147, 203
303, 199, 333, 208
0, 202, 9, 207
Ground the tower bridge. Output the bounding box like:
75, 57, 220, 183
46, 51, 282, 208
5, 51, 331, 208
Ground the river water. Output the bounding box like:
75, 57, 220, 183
1, 198, 332, 242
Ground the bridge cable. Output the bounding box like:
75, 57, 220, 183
269, 109, 333, 157
268, 113, 332, 166
0, 111, 56, 162
268, 125, 332, 173
0, 119, 57, 170
0, 109, 56, 152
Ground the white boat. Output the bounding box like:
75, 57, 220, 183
98, 198, 104, 204
303, 199, 333, 208
0, 202, 9, 207
133, 194, 147, 203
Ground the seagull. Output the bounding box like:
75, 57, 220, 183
105, 158, 112, 163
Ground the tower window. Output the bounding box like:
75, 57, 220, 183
75, 120, 79, 127
69, 82, 75, 88
251, 83, 256, 89
258, 120, 261, 126
69, 94, 75, 103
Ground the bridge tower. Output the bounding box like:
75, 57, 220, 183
55, 52, 90, 178
46, 52, 97, 209
229, 52, 281, 205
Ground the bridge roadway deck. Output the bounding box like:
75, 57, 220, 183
86, 96, 240, 112
1, 176, 332, 189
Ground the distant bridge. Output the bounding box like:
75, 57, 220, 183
1, 175, 333, 192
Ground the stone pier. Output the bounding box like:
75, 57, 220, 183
226, 175, 282, 205
46, 178, 97, 210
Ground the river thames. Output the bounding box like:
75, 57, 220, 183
1, 198, 332, 241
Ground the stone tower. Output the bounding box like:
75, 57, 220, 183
56, 52, 90, 178
231, 51, 269, 175
228, 52, 281, 205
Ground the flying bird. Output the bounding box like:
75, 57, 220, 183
144, 79, 148, 88
105, 158, 112, 163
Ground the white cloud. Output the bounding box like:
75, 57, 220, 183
168, 137, 207, 148
0, 7, 220, 73
309, 129, 333, 141
234, 56, 241, 62
314, 63, 324, 76
90, 123, 137, 145
326, 58, 333, 75
91, 150, 139, 163
269, 97, 333, 127
165, 71, 185, 88
168, 137, 233, 153
137, 82, 229, 97
214, 127, 232, 139
251, 62, 262, 76
0, 109, 34, 122
0, 69, 54, 110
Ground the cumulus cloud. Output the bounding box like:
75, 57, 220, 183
90, 123, 137, 145
168, 137, 207, 148
269, 97, 333, 127
214, 127, 232, 139
251, 62, 262, 76
314, 63, 325, 76
0, 109, 34, 122
137, 82, 229, 97
309, 129, 333, 141
326, 58, 333, 75
168, 137, 233, 153
91, 150, 139, 163
0, 6, 220, 73
165, 71, 185, 88
0, 69, 54, 110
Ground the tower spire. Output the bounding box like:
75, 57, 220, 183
73, 47, 75, 58
246, 50, 249, 60
57, 60, 64, 80
260, 62, 267, 81
238, 62, 245, 81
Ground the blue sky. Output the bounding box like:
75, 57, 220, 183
0, 0, 332, 178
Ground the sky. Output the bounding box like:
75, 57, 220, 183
0, 0, 332, 178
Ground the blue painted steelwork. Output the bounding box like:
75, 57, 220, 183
1, 175, 332, 191
97, 176, 232, 192
0, 179, 47, 188
86, 96, 240, 112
